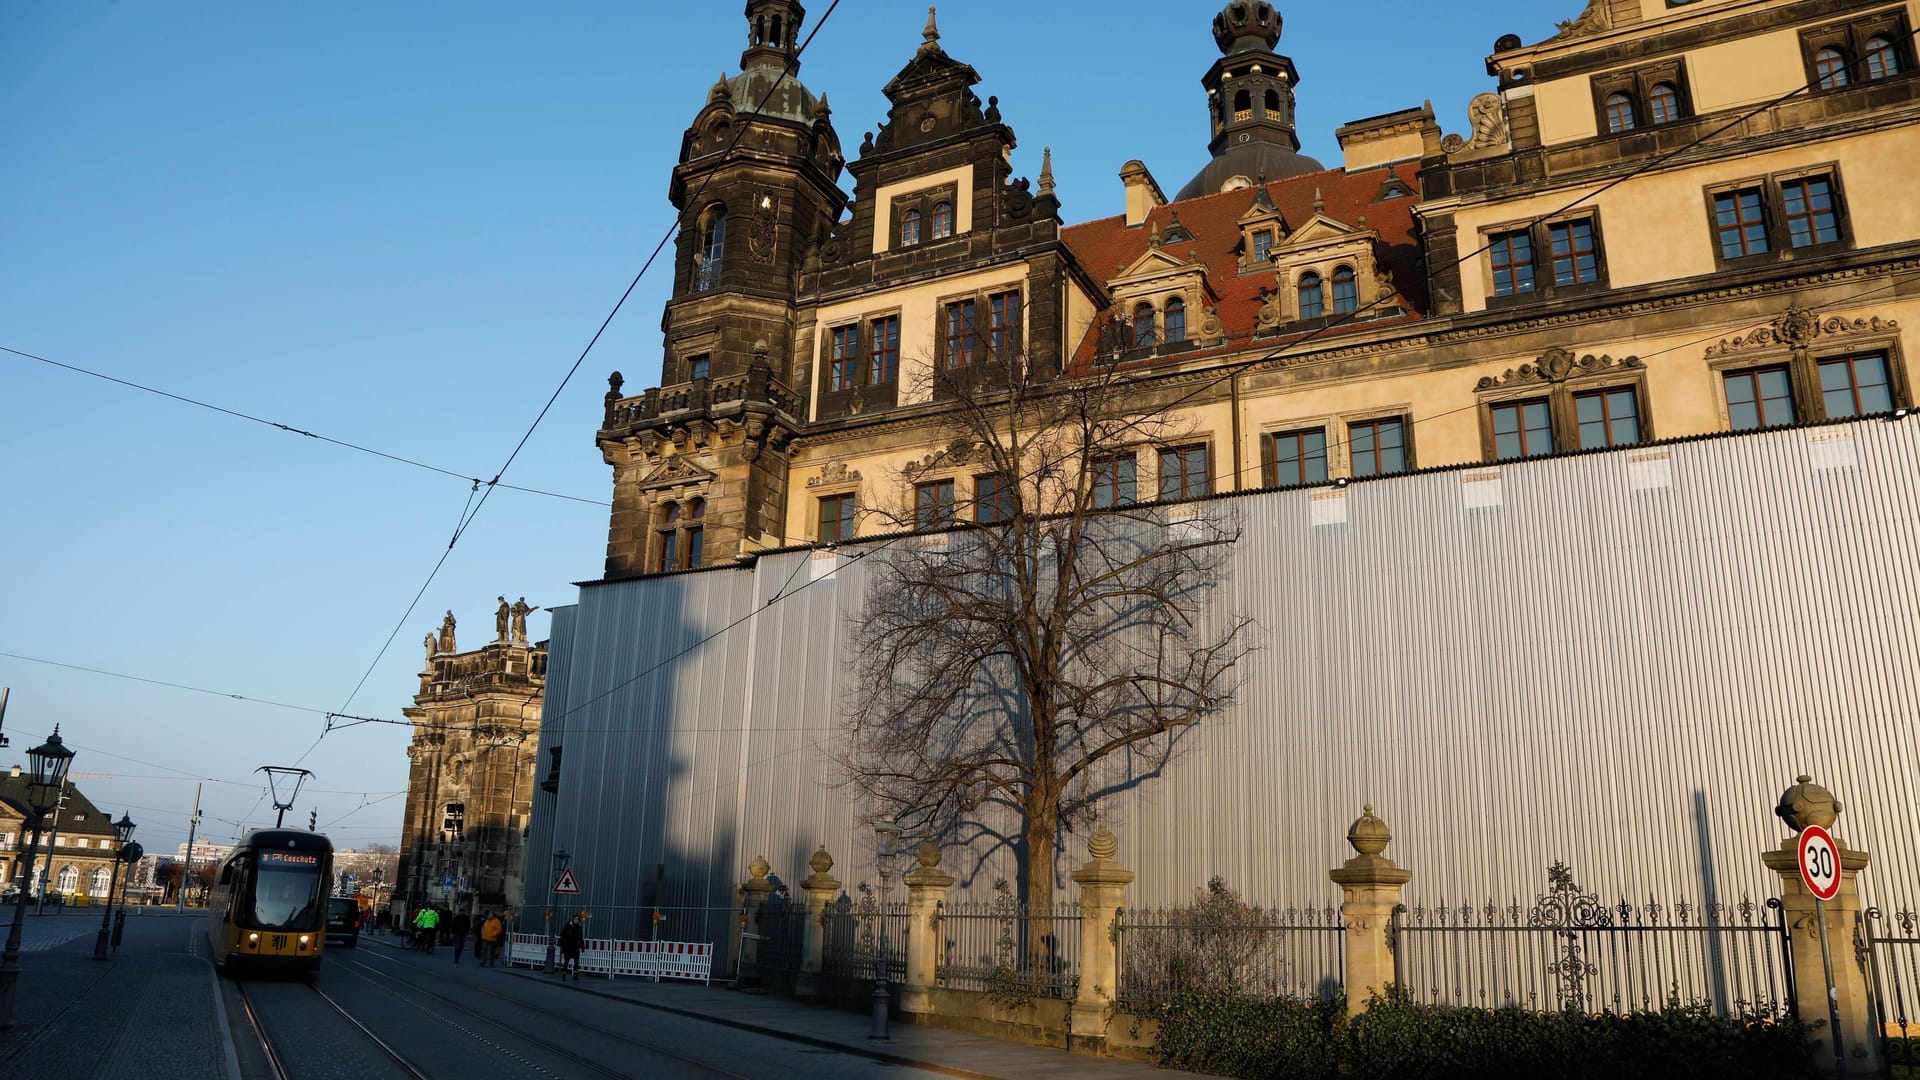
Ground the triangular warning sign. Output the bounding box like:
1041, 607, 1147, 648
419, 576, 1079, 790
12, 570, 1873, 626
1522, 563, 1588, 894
552, 867, 580, 894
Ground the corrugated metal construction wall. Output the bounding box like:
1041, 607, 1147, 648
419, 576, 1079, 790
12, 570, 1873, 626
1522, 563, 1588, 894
527, 418, 1920, 946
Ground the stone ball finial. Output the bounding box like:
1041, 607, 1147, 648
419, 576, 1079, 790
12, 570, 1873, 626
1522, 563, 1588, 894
1347, 804, 1391, 856
1087, 823, 1119, 861
753, 338, 771, 358
916, 842, 941, 869
809, 845, 834, 876
748, 855, 771, 880
1776, 775, 1842, 832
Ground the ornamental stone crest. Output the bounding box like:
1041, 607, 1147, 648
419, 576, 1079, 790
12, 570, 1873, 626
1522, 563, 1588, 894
1468, 93, 1509, 150
1547, 0, 1610, 42
748, 196, 779, 263
806, 460, 862, 488
1475, 348, 1643, 390
635, 455, 715, 489
1705, 306, 1900, 358
902, 437, 979, 477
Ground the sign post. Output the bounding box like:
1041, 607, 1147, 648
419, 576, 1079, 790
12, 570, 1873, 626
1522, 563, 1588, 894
1797, 824, 1847, 1080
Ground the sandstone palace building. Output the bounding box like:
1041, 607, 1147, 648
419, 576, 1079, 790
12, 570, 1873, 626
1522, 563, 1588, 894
523, 0, 1920, 945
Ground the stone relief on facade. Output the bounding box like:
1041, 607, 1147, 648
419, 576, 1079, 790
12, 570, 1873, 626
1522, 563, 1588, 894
1255, 288, 1286, 330
1475, 348, 1644, 390
635, 455, 715, 490
902, 438, 979, 478
1704, 307, 1900, 357
1468, 93, 1509, 150
749, 196, 779, 263
1547, 0, 1611, 42
807, 460, 863, 488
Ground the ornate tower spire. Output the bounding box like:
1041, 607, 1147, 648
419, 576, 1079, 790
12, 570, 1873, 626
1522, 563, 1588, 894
742, 0, 807, 72
922, 6, 940, 49
1177, 2, 1323, 199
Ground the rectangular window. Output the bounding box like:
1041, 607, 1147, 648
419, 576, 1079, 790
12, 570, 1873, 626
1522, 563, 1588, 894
1491, 399, 1553, 460
657, 530, 678, 572
974, 473, 1015, 524
687, 354, 710, 382
988, 291, 1022, 363
914, 479, 956, 530
1268, 428, 1328, 487
1549, 220, 1599, 287
943, 300, 977, 369
1819, 352, 1894, 417
1253, 231, 1274, 262
1723, 366, 1797, 430
1490, 231, 1535, 296
1781, 176, 1841, 249
684, 526, 703, 569
1574, 387, 1642, 449
1349, 417, 1409, 477
1090, 454, 1137, 509
868, 315, 900, 384
1714, 188, 1770, 259
828, 325, 858, 392
1157, 444, 1210, 501
817, 493, 856, 543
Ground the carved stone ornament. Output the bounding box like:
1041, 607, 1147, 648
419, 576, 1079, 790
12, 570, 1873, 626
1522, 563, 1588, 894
809, 845, 835, 876
1475, 348, 1643, 390
916, 842, 942, 869
1347, 805, 1392, 856
1548, 0, 1611, 42
1440, 133, 1467, 155
1087, 824, 1118, 861
1775, 774, 1843, 832
903, 437, 977, 477
807, 460, 862, 488
1199, 303, 1225, 339
1705, 306, 1900, 358
636, 455, 715, 490
1255, 288, 1286, 330
1468, 93, 1508, 150
748, 196, 779, 263
748, 854, 772, 880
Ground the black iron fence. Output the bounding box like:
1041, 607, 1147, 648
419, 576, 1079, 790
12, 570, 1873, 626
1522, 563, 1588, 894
1116, 901, 1344, 1010
820, 884, 907, 984
754, 892, 807, 974
934, 883, 1080, 1000
1863, 905, 1920, 1072
1392, 863, 1793, 1017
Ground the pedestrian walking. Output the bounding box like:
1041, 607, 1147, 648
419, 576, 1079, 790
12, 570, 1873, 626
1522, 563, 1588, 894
479, 910, 505, 967
449, 909, 472, 963
411, 906, 440, 952
557, 913, 584, 980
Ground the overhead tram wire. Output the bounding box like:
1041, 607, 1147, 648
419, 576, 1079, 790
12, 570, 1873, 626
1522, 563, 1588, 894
0, 345, 607, 508
323, 0, 846, 726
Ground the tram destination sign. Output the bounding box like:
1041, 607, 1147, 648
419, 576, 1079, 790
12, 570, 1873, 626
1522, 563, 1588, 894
1796, 824, 1841, 901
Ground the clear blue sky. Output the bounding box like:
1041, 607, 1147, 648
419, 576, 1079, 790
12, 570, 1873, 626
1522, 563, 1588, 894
0, 1, 1567, 856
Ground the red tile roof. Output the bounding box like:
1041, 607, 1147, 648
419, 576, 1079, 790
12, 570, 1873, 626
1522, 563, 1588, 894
1059, 163, 1426, 367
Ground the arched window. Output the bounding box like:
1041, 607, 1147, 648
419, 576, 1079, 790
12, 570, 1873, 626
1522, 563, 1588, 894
1815, 47, 1850, 89
1298, 272, 1324, 320
90, 867, 110, 898
696, 205, 726, 291
656, 502, 680, 571
1164, 297, 1186, 343
771, 15, 783, 46
1866, 36, 1900, 80
1604, 92, 1636, 133
1263, 88, 1280, 114
931, 201, 954, 240
686, 498, 706, 569
1647, 83, 1681, 125
1332, 266, 1358, 315
901, 208, 922, 247
57, 866, 78, 894
1133, 302, 1156, 349
1233, 89, 1251, 117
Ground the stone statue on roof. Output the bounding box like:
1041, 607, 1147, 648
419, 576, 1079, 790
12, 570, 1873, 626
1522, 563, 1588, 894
510, 598, 539, 646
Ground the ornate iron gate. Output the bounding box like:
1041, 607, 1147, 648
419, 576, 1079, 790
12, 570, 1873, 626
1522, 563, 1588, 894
1862, 905, 1920, 1071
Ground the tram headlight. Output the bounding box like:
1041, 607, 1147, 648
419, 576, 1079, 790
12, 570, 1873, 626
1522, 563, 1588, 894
299, 935, 311, 945
248, 933, 259, 943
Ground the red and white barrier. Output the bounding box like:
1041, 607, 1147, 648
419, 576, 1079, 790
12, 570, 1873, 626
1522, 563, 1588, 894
503, 931, 713, 983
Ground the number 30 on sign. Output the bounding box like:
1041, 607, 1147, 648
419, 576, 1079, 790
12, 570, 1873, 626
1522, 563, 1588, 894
1797, 824, 1841, 901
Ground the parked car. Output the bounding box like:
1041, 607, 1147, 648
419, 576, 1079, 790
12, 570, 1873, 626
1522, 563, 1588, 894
325, 897, 361, 948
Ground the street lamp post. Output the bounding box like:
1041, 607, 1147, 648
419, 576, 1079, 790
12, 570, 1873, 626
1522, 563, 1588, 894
868, 819, 900, 1041
110, 841, 139, 949
92, 813, 136, 960
543, 848, 569, 973
1, 727, 77, 1030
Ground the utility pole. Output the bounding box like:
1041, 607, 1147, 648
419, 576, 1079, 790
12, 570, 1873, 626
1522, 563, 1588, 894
176, 784, 201, 912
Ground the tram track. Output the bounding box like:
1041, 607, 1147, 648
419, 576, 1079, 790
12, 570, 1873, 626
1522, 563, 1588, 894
343, 949, 754, 1080
235, 977, 430, 1080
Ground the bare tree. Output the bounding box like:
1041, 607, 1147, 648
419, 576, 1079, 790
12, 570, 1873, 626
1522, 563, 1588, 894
835, 335, 1255, 955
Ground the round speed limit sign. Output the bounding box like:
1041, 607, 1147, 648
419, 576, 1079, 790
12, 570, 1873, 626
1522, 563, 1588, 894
1797, 824, 1841, 901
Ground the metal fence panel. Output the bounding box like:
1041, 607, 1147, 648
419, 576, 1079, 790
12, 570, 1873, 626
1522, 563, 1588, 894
934, 893, 1081, 1000
1117, 903, 1343, 1009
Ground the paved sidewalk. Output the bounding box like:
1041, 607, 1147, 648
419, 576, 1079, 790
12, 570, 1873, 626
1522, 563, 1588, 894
0, 909, 230, 1080
378, 931, 1202, 1080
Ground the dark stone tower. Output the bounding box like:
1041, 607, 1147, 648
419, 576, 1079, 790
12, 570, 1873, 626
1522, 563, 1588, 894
597, 0, 847, 578
1176, 2, 1324, 199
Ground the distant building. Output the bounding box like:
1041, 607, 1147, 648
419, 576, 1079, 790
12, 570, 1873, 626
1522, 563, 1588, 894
1, 765, 131, 901
396, 602, 546, 914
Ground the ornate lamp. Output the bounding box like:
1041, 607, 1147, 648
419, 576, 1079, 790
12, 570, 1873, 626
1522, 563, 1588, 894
3, 726, 79, 1028
94, 813, 136, 960
24, 727, 74, 815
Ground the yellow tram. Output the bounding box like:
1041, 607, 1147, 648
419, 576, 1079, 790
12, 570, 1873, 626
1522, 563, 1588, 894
207, 828, 333, 975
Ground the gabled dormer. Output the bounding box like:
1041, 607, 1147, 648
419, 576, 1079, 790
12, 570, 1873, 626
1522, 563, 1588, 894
1236, 182, 1289, 272
1104, 225, 1219, 359
1256, 191, 1398, 332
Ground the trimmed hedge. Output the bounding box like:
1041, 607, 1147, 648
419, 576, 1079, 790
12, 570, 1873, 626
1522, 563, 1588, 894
1144, 989, 1816, 1080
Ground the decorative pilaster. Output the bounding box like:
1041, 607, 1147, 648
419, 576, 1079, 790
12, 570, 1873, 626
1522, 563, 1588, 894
1760, 776, 1881, 1079
737, 855, 773, 983
1329, 805, 1412, 1018
1067, 825, 1133, 1057
797, 846, 839, 998
900, 842, 953, 1016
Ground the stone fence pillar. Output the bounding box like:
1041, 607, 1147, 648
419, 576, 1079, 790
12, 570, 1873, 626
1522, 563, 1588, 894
797, 846, 839, 998
1068, 825, 1133, 1056
1761, 775, 1882, 1079
736, 855, 773, 983
900, 843, 954, 1017
1329, 805, 1412, 1018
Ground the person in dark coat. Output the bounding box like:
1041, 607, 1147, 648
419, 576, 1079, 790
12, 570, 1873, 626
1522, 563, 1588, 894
557, 914, 584, 980
449, 909, 472, 962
